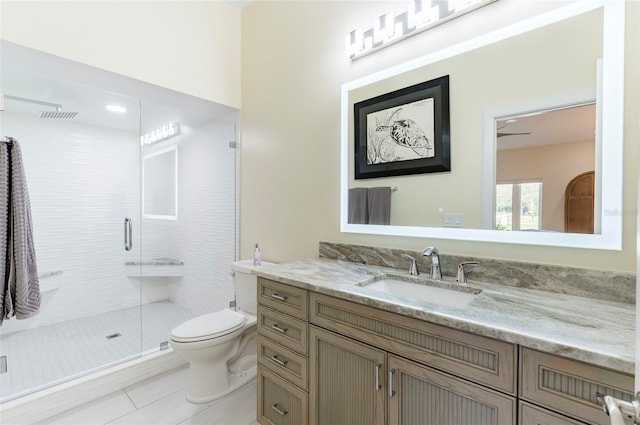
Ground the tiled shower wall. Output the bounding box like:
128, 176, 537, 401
141, 118, 238, 316
1, 111, 141, 334
1, 111, 238, 334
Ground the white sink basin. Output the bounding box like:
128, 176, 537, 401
357, 277, 481, 309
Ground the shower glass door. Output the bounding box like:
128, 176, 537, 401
137, 101, 238, 353
0, 70, 144, 402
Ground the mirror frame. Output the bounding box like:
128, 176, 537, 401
340, 0, 624, 250
143, 144, 179, 220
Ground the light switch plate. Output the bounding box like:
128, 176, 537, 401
443, 213, 463, 228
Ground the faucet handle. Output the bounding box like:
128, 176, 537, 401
400, 254, 419, 276
456, 261, 479, 283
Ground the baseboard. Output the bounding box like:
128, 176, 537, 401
0, 349, 187, 425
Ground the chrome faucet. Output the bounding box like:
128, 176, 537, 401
456, 261, 479, 283
401, 254, 419, 276
422, 247, 442, 280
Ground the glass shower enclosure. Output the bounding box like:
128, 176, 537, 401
0, 51, 238, 403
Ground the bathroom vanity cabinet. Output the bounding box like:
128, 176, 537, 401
257, 278, 310, 425
256, 276, 633, 425
309, 292, 516, 425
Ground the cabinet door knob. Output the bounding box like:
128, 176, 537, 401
375, 363, 382, 390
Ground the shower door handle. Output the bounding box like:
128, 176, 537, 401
124, 218, 132, 251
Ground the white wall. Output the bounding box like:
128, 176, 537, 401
0, 1, 241, 109
240, 1, 639, 272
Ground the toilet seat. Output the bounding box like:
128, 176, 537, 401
171, 309, 246, 343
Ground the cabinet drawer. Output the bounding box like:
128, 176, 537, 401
258, 278, 308, 320
258, 305, 308, 355
310, 292, 516, 394
258, 366, 308, 425
520, 348, 634, 425
519, 401, 587, 425
258, 334, 308, 391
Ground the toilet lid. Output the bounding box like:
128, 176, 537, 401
171, 309, 246, 342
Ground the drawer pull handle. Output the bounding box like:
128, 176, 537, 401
271, 355, 288, 367
271, 324, 288, 333
272, 403, 288, 416
271, 293, 288, 301
375, 363, 382, 390
389, 369, 396, 397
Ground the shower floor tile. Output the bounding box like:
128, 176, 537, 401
0, 300, 196, 401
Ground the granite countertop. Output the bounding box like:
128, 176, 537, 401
254, 258, 634, 374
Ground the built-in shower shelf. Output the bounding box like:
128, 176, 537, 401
38, 270, 63, 294
125, 258, 184, 277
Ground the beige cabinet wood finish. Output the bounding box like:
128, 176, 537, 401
258, 367, 308, 425
257, 279, 310, 425
310, 292, 517, 394
258, 305, 308, 355
308, 292, 517, 425
258, 277, 308, 320
388, 355, 515, 425
309, 327, 386, 425
258, 335, 308, 390
519, 402, 588, 425
520, 348, 634, 425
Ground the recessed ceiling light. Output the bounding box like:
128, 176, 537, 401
106, 104, 127, 113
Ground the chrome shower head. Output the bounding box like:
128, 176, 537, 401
39, 110, 78, 119
3, 94, 78, 119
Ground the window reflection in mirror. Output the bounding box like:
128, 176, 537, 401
496, 182, 542, 231
143, 145, 178, 220
495, 103, 595, 233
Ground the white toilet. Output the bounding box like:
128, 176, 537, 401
170, 260, 274, 403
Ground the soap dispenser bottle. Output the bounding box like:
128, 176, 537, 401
253, 244, 261, 266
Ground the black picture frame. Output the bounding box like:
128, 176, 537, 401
354, 75, 450, 179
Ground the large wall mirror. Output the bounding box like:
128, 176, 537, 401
340, 0, 624, 250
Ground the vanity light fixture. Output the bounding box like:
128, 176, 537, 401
140, 122, 180, 146
106, 104, 127, 113
346, 0, 496, 60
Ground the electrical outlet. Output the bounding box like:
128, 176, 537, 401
443, 213, 463, 228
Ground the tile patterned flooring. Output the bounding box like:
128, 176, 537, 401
0, 301, 196, 401
34, 365, 259, 425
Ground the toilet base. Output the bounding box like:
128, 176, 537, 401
186, 364, 257, 404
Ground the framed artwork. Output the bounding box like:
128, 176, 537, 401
354, 75, 450, 179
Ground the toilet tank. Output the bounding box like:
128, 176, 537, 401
231, 260, 275, 314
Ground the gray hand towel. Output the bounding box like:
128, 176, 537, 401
1, 138, 40, 325
367, 187, 391, 225
348, 188, 368, 224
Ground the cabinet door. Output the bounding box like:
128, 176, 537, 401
388, 355, 516, 425
309, 326, 386, 425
